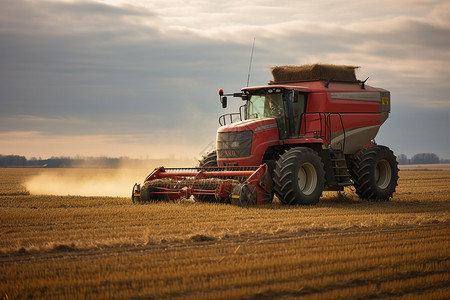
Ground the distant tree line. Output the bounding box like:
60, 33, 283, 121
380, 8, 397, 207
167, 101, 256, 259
397, 153, 448, 165
0, 153, 448, 167
0, 155, 184, 168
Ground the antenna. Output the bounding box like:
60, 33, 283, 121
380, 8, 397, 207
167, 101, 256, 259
246, 37, 255, 87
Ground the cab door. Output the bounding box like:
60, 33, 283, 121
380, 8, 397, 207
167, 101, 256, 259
283, 91, 307, 138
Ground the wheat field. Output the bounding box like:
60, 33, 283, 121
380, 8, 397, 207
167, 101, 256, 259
0, 168, 449, 299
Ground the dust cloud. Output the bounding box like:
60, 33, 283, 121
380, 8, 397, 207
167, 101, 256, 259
24, 155, 196, 197
24, 168, 151, 197
24, 158, 198, 197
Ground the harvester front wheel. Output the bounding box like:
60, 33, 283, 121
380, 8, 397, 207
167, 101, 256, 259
351, 145, 399, 201
198, 150, 218, 168
274, 147, 325, 205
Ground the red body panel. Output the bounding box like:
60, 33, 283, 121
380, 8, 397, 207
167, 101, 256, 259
217, 118, 279, 166
217, 81, 389, 166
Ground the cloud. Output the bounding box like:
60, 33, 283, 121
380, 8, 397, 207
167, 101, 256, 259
0, 0, 159, 37
0, 0, 449, 159
0, 1, 247, 130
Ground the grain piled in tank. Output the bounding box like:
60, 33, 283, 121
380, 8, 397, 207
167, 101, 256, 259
271, 64, 359, 83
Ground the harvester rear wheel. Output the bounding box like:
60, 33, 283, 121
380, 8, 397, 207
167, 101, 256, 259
273, 147, 325, 205
351, 145, 399, 201
195, 151, 218, 202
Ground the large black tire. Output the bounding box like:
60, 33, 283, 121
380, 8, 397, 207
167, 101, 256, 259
195, 151, 218, 202
350, 145, 399, 201
273, 147, 325, 205
198, 151, 218, 168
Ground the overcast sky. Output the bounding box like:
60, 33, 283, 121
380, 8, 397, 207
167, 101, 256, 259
0, 0, 449, 161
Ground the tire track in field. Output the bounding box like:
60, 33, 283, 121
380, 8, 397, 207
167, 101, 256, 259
2, 221, 448, 299
1, 222, 447, 265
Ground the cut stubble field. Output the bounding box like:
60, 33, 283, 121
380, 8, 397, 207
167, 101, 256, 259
0, 167, 449, 299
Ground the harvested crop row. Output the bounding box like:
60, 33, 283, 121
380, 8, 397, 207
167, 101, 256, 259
1, 168, 449, 299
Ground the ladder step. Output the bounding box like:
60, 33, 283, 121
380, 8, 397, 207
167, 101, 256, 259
330, 150, 351, 185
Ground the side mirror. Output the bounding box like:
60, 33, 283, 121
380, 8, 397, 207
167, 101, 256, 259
221, 96, 227, 108
219, 89, 227, 108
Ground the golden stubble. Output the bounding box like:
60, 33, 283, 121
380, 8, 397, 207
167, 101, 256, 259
1, 168, 449, 299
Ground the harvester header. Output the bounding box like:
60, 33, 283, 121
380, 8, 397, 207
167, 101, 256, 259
133, 165, 273, 206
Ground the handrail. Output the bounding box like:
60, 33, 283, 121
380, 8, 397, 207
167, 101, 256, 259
300, 112, 346, 152
219, 113, 241, 126
218, 104, 246, 126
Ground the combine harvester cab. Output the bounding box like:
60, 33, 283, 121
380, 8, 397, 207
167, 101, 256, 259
132, 164, 273, 206
133, 64, 399, 206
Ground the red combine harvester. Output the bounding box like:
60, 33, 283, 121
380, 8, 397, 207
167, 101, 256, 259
132, 64, 399, 206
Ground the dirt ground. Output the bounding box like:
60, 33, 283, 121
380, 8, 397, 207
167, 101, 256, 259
1, 168, 449, 299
